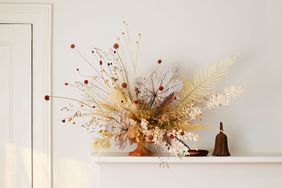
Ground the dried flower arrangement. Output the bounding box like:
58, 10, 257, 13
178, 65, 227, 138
45, 22, 243, 157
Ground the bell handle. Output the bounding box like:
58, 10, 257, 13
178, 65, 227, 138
220, 122, 223, 132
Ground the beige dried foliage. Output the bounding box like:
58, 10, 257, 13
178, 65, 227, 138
179, 55, 238, 106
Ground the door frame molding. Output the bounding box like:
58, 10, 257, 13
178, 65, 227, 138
0, 4, 52, 188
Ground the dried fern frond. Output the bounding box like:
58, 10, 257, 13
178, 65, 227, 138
179, 55, 238, 106
178, 79, 193, 98
173, 122, 207, 132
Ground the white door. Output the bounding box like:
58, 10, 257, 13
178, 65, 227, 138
0, 24, 32, 188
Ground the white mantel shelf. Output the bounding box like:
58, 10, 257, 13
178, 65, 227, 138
94, 153, 282, 188
92, 153, 282, 164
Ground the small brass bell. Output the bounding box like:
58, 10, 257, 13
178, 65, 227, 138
212, 122, 230, 156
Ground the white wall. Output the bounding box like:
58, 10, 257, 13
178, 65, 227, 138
2, 0, 282, 187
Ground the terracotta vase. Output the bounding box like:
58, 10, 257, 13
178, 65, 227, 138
128, 142, 152, 156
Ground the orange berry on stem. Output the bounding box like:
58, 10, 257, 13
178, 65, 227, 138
44, 95, 50, 101
121, 82, 127, 88
70, 44, 76, 49
159, 85, 164, 91
113, 43, 119, 49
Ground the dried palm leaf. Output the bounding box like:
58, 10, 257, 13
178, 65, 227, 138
179, 55, 238, 106
175, 123, 207, 132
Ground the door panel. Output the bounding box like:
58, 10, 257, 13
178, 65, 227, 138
0, 24, 32, 188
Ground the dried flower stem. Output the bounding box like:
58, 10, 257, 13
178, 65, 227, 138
49, 95, 97, 110
75, 49, 110, 88
68, 83, 103, 111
